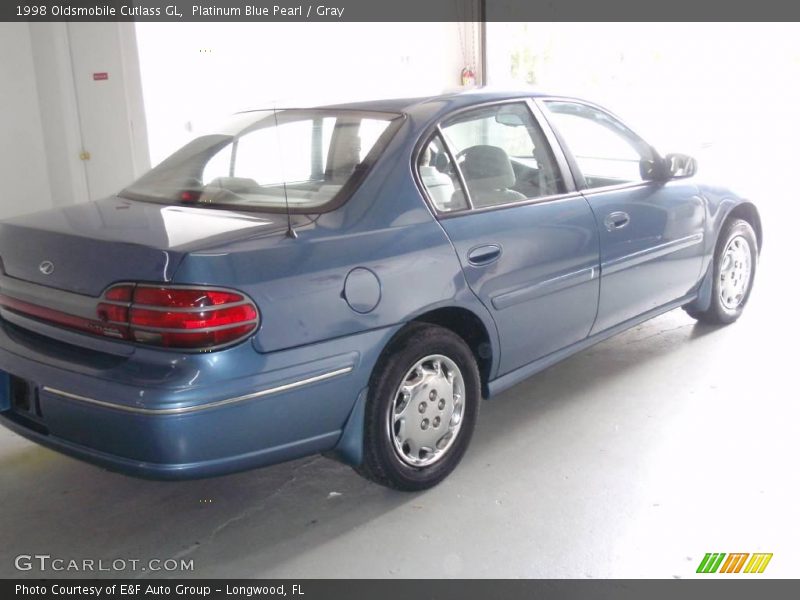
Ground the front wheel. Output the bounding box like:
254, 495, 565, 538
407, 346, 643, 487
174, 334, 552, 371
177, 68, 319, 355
356, 323, 480, 491
686, 218, 758, 324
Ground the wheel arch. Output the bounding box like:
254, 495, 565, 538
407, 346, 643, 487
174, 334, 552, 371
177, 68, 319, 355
726, 201, 763, 252
689, 199, 762, 315
410, 306, 494, 400
329, 304, 497, 468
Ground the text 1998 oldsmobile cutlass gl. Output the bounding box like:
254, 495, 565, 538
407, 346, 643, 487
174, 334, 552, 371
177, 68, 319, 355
0, 90, 761, 490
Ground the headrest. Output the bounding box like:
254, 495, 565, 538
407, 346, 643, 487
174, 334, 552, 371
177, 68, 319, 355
461, 145, 516, 191
206, 177, 259, 192
328, 124, 361, 183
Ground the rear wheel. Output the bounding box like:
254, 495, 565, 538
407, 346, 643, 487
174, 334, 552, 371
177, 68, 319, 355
357, 323, 480, 491
685, 218, 757, 324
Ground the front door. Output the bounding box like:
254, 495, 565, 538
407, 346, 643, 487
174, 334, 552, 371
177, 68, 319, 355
418, 101, 600, 376
540, 100, 706, 333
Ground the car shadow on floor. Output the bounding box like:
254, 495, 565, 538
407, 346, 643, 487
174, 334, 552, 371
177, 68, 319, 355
0, 439, 412, 578
0, 311, 727, 578
467, 311, 728, 462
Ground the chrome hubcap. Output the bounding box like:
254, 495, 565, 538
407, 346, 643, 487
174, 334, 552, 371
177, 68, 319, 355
388, 354, 465, 467
719, 235, 752, 310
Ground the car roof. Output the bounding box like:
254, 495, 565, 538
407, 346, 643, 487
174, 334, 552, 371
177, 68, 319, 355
316, 88, 561, 118
246, 88, 587, 141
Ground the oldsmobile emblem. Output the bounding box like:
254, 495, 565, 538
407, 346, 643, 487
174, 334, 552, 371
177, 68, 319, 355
38, 260, 55, 275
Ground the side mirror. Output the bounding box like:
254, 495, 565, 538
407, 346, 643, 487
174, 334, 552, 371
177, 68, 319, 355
664, 153, 697, 179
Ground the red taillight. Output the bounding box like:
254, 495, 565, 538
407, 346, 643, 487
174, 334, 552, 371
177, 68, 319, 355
130, 305, 258, 330
180, 190, 202, 203
96, 303, 129, 324
99, 284, 259, 350
0, 284, 258, 351
132, 287, 241, 308
104, 285, 134, 302
97, 284, 133, 326
0, 293, 128, 339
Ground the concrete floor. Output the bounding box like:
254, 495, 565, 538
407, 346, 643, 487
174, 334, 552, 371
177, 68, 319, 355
1, 205, 797, 579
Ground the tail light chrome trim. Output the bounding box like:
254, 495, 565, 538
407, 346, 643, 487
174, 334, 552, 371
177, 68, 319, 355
129, 320, 259, 334
127, 300, 253, 313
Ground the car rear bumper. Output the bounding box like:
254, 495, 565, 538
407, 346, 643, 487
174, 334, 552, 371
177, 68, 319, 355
0, 320, 398, 479
0, 408, 344, 479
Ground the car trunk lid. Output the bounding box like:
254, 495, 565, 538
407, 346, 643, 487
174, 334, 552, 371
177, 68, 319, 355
0, 197, 295, 350
0, 196, 285, 297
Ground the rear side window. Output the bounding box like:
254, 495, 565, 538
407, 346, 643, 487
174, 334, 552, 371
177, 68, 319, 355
121, 110, 400, 213
439, 102, 564, 208
417, 135, 469, 213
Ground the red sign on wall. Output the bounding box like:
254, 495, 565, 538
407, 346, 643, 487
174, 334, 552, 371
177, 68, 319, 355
93, 72, 109, 81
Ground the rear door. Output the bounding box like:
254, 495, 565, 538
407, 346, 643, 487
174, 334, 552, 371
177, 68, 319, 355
419, 100, 600, 376
539, 99, 705, 333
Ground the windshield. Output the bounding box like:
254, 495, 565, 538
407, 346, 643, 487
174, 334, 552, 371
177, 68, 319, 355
121, 109, 401, 213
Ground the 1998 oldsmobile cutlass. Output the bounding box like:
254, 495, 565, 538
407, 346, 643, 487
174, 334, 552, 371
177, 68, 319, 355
0, 90, 761, 490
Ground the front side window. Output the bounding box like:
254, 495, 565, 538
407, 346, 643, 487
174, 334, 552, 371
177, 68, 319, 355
543, 101, 655, 189
121, 110, 399, 213
439, 103, 564, 208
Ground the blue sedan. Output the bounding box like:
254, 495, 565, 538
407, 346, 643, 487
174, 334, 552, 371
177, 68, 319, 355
0, 90, 761, 490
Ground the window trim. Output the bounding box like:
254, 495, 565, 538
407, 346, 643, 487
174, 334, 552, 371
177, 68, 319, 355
435, 127, 474, 210
411, 98, 579, 219
534, 97, 665, 196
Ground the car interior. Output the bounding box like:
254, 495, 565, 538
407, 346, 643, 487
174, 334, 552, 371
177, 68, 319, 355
419, 105, 565, 212
121, 113, 396, 212
197, 117, 385, 209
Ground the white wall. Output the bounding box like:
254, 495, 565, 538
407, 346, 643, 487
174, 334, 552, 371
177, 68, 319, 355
28, 22, 89, 209
486, 23, 800, 169
0, 23, 54, 219
0, 22, 148, 219
66, 22, 150, 199
136, 22, 479, 163
1, 22, 478, 220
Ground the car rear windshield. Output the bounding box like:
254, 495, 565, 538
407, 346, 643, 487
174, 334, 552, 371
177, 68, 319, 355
120, 109, 402, 213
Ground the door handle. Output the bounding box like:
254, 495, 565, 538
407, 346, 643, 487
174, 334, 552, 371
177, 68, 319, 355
604, 211, 630, 231
467, 244, 503, 266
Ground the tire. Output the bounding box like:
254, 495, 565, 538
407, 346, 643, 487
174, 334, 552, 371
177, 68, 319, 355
356, 323, 481, 491
685, 218, 758, 325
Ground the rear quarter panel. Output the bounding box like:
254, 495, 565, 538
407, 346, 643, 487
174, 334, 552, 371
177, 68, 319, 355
171, 120, 501, 373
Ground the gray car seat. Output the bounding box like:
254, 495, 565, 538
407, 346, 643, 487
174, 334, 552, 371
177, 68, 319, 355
461, 145, 526, 207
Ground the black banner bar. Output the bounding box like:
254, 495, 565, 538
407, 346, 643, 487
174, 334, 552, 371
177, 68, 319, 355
3, 0, 800, 22
4, 580, 800, 600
